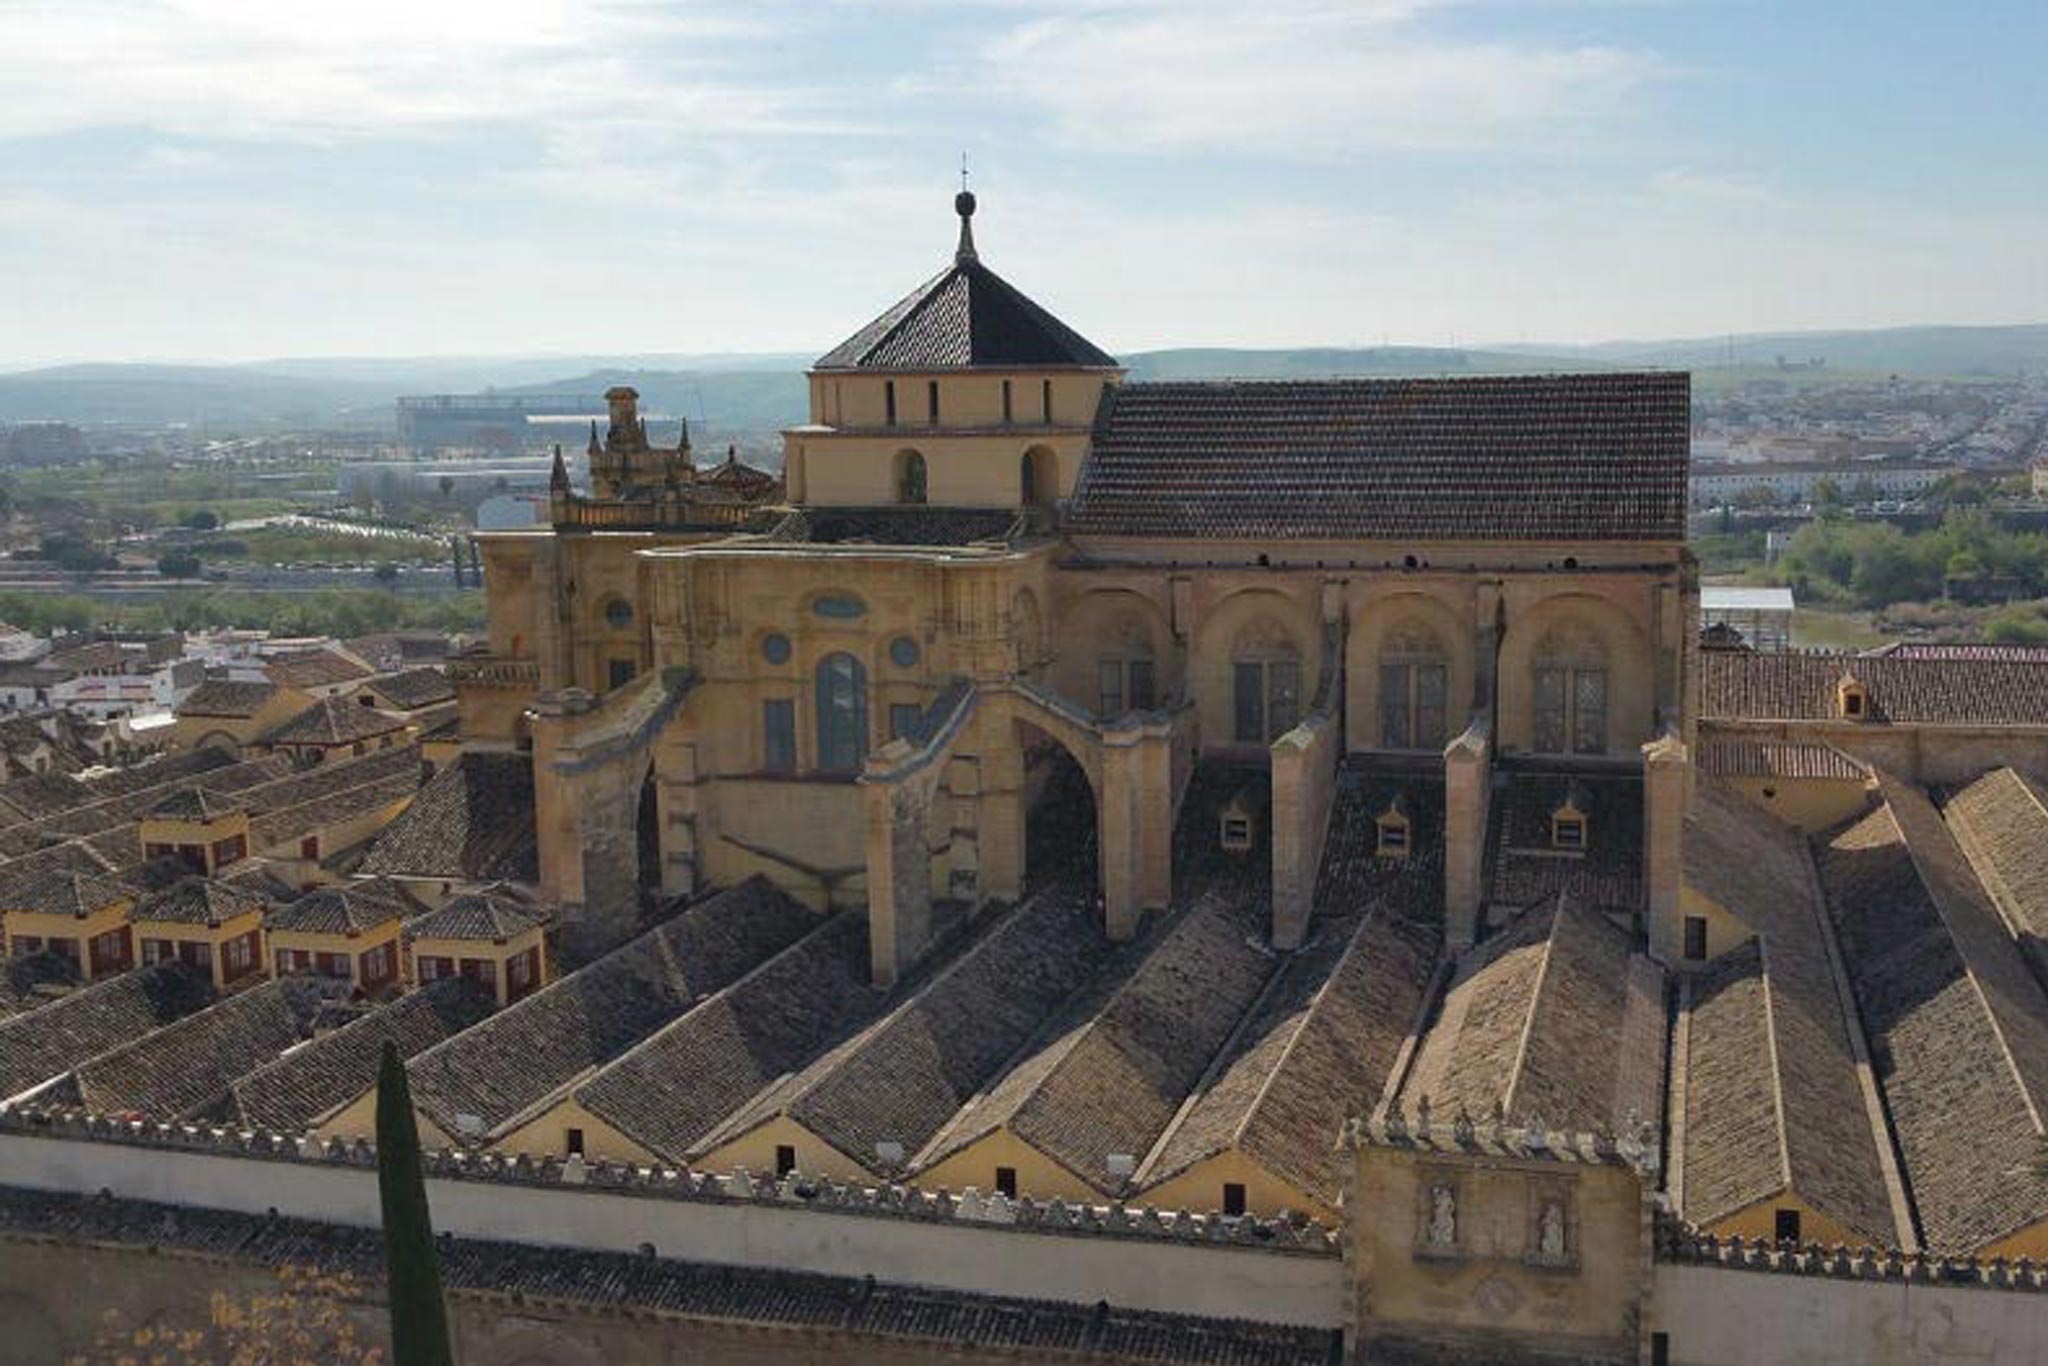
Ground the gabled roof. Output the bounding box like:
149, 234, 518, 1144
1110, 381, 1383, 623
406, 891, 544, 943
231, 974, 499, 1133
0, 963, 215, 1102
1944, 767, 2048, 984
264, 647, 372, 691
262, 697, 411, 747
132, 876, 273, 927
358, 751, 536, 884
1066, 372, 1690, 543
266, 878, 418, 937
177, 680, 281, 719
365, 667, 455, 711
814, 196, 1116, 373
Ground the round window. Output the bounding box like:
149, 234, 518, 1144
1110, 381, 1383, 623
604, 598, 633, 630
889, 636, 920, 669
762, 633, 792, 665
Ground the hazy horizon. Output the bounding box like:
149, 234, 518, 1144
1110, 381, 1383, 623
4, 2, 2045, 368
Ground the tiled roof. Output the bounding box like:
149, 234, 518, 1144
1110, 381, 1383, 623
1696, 734, 1870, 782
1066, 373, 1689, 542
177, 680, 281, 719
231, 975, 499, 1132
1699, 651, 2048, 726
1398, 895, 1665, 1134
408, 878, 817, 1141
142, 787, 244, 822
1487, 769, 1643, 918
405, 890, 544, 943
815, 245, 1116, 372
70, 977, 337, 1123
264, 647, 372, 690
1944, 768, 2048, 984
0, 963, 215, 1102
695, 883, 1108, 1172
1313, 766, 1447, 920
916, 892, 1281, 1188
580, 912, 888, 1165
1819, 775, 2048, 1252
1679, 778, 1897, 1247
265, 878, 418, 937
261, 696, 411, 746
0, 952, 78, 1017
0, 869, 132, 918
1140, 904, 1440, 1209
359, 750, 536, 884
0, 1186, 1341, 1366
131, 876, 272, 927
774, 507, 1025, 547
366, 667, 455, 711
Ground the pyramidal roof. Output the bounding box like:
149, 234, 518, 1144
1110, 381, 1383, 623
814, 192, 1118, 373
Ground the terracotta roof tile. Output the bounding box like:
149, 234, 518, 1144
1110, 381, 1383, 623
1699, 651, 2048, 726
358, 750, 535, 883
262, 697, 411, 747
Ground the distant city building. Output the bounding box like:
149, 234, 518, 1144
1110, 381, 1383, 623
396, 394, 685, 452
1699, 585, 1795, 652
1689, 461, 1946, 507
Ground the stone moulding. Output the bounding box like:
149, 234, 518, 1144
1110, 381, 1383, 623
0, 1103, 1339, 1256
1347, 1110, 1661, 1178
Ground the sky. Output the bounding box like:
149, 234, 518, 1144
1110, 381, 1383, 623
2, 0, 2046, 367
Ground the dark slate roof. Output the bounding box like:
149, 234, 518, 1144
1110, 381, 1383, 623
693, 883, 1108, 1170
1699, 651, 2048, 726
1141, 904, 1440, 1209
0, 869, 132, 918
1819, 774, 2048, 1252
265, 878, 418, 936
178, 680, 281, 719
1398, 895, 1665, 1134
1486, 769, 1643, 919
359, 750, 537, 884
143, 786, 244, 822
1066, 372, 1689, 542
405, 891, 544, 943
814, 236, 1116, 372
231, 975, 500, 1132
0, 952, 79, 1017
262, 696, 411, 746
1679, 778, 1897, 1247
131, 876, 272, 927
69, 976, 338, 1123
0, 1186, 1341, 1366
580, 912, 889, 1165
0, 963, 215, 1101
916, 892, 1281, 1188
408, 878, 818, 1141
366, 667, 455, 711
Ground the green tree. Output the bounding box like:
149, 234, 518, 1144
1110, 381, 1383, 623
375, 1042, 453, 1366
1810, 477, 1844, 509
157, 551, 203, 578
183, 508, 220, 530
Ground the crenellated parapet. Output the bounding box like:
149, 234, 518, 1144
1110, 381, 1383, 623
1345, 1105, 1663, 1179
1654, 1212, 2048, 1292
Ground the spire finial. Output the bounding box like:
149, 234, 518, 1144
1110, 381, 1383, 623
550, 442, 569, 492
954, 154, 978, 264
587, 419, 600, 457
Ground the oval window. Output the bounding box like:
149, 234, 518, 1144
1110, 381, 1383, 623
813, 594, 865, 620
889, 636, 920, 668
762, 633, 793, 665
604, 598, 634, 629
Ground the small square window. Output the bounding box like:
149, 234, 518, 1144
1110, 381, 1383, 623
1684, 915, 1708, 961
1377, 821, 1409, 857
1552, 817, 1586, 851
1222, 1183, 1247, 1217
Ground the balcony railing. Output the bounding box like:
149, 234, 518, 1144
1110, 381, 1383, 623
447, 653, 539, 688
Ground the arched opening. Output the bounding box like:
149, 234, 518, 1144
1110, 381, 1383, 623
1377, 622, 1449, 751
635, 767, 661, 895
1230, 617, 1302, 744
1018, 719, 1098, 896
1020, 446, 1057, 508
1531, 623, 1609, 755
815, 651, 869, 773
894, 449, 927, 505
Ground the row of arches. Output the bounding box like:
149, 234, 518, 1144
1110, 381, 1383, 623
893, 446, 1059, 508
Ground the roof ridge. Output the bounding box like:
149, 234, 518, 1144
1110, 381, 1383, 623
1499, 895, 1568, 1120
1751, 933, 1797, 1197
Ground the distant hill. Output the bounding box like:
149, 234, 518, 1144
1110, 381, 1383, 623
2, 325, 2042, 433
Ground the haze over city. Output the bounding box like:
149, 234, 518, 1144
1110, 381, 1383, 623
5, 0, 2047, 367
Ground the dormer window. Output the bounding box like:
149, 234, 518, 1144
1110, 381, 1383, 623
1551, 785, 1590, 852
1219, 788, 1263, 854
1375, 794, 1412, 859
1837, 674, 1868, 721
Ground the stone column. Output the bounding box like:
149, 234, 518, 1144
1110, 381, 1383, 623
862, 769, 933, 989
1443, 715, 1492, 951
1097, 730, 1144, 941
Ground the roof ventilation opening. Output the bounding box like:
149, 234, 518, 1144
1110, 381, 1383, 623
1403, 554, 1418, 570
1563, 556, 1579, 570
1106, 1153, 1136, 1182
1257, 553, 1271, 568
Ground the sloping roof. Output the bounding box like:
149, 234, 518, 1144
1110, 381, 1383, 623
359, 750, 537, 884
407, 878, 817, 1141
1066, 373, 1689, 542
1487, 770, 1643, 918
406, 890, 544, 943
1140, 905, 1440, 1208
1697, 735, 1871, 782
366, 667, 455, 711
231, 975, 499, 1132
143, 787, 244, 822
694, 883, 1108, 1171
815, 213, 1116, 372
178, 680, 281, 719
264, 647, 372, 691
1699, 651, 2048, 726
1945, 768, 2048, 983
1398, 895, 1666, 1133
0, 952, 79, 1017
1819, 775, 2048, 1252
265, 878, 418, 936
262, 696, 411, 747
132, 876, 273, 927
916, 892, 1280, 1187
577, 912, 888, 1165
70, 977, 337, 1123
0, 963, 215, 1102
1679, 777, 1898, 1247
0, 869, 132, 918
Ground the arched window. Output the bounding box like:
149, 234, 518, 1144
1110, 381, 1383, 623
815, 652, 869, 773
1096, 611, 1157, 718
1379, 623, 1448, 751
896, 451, 927, 505
1231, 618, 1301, 744
1531, 625, 1607, 755
1020, 447, 1056, 508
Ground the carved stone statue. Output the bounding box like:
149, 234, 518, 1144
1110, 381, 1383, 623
1539, 1201, 1566, 1257
1427, 1184, 1457, 1246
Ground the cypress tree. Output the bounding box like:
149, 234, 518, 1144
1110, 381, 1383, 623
375, 1039, 455, 1366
